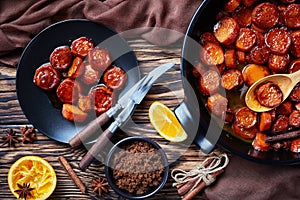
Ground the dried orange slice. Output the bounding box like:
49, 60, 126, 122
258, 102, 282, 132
149, 101, 187, 142
8, 156, 57, 200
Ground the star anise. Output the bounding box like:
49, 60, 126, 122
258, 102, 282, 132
91, 176, 109, 196
1, 128, 18, 147
20, 126, 36, 144
14, 183, 34, 200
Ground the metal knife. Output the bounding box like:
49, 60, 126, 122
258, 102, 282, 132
69, 62, 175, 147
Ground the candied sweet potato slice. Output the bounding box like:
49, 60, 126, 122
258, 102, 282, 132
221, 69, 243, 90
290, 30, 300, 58
214, 17, 240, 45
252, 132, 270, 152
252, 2, 279, 30
224, 49, 237, 68
207, 93, 228, 117
265, 28, 291, 55
199, 70, 220, 95
235, 28, 257, 51
242, 64, 270, 87
259, 112, 272, 132
62, 104, 88, 122
224, 0, 241, 12
200, 42, 224, 66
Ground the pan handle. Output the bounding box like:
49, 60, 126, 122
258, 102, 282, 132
174, 78, 222, 154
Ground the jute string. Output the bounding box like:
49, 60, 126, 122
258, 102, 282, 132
171, 153, 229, 191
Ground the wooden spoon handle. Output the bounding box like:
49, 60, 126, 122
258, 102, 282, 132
290, 70, 300, 84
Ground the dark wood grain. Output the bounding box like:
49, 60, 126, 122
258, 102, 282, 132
0, 38, 209, 199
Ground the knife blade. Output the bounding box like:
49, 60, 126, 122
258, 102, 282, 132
69, 62, 175, 147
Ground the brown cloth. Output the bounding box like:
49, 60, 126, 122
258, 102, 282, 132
0, 0, 201, 66
205, 155, 300, 200
1, 0, 300, 200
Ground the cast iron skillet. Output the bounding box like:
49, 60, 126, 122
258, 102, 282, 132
16, 19, 140, 143
176, 0, 300, 165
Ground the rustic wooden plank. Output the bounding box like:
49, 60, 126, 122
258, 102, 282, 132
0, 37, 210, 200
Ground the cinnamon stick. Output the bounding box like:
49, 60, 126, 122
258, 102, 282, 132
266, 129, 300, 143
177, 178, 197, 196
58, 156, 86, 194
176, 158, 214, 196
182, 169, 224, 200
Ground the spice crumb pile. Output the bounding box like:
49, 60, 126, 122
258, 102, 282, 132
111, 141, 165, 195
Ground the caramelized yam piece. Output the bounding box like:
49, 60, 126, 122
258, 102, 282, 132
234, 106, 257, 129
224, 0, 241, 12
284, 4, 300, 29
78, 95, 92, 112
259, 112, 272, 132
81, 64, 100, 85
290, 30, 300, 58
237, 50, 246, 64
232, 121, 257, 139
224, 49, 237, 68
288, 59, 300, 73
250, 45, 270, 65
67, 57, 84, 79
200, 42, 224, 66
242, 64, 270, 87
268, 53, 290, 73
103, 66, 127, 90
214, 17, 240, 45
290, 83, 300, 102
290, 138, 300, 153
56, 78, 81, 104
256, 82, 283, 108
88, 47, 111, 71
199, 32, 219, 46
50, 46, 72, 71
198, 70, 220, 95
289, 110, 300, 127
71, 37, 94, 57
235, 28, 257, 51
265, 28, 291, 55
207, 93, 228, 117
276, 100, 293, 115
33, 63, 61, 91
232, 7, 252, 28
252, 132, 270, 152
89, 85, 114, 115
251, 2, 279, 30
62, 104, 88, 122
221, 69, 243, 90
272, 115, 289, 132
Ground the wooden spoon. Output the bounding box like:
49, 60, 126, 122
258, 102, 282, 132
245, 70, 300, 112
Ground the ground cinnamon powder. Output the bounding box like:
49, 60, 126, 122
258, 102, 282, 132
111, 140, 165, 195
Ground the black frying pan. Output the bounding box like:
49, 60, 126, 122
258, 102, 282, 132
176, 0, 300, 165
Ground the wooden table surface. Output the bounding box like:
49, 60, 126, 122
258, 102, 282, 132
0, 37, 210, 199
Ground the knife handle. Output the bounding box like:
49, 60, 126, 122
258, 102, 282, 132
79, 127, 114, 170
69, 112, 110, 147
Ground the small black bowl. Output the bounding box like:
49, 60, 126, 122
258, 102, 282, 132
105, 136, 169, 199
